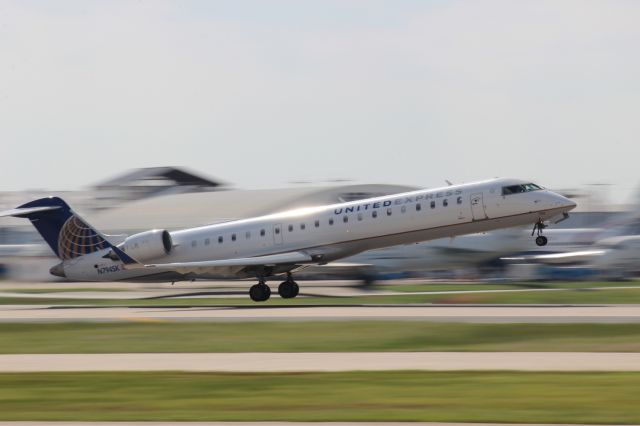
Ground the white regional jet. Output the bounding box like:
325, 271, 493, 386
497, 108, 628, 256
1, 178, 575, 301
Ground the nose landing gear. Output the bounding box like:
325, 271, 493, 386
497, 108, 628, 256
532, 220, 548, 246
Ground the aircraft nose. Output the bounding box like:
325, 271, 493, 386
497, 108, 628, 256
561, 196, 577, 210
49, 263, 66, 278
553, 193, 577, 211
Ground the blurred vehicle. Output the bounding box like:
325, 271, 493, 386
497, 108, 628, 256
309, 229, 529, 282
590, 236, 640, 279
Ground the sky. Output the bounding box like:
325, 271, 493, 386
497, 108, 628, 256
1, 0, 639, 202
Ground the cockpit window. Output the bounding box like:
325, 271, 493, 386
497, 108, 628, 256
502, 183, 543, 196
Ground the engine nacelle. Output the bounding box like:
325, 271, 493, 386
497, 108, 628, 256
119, 229, 173, 262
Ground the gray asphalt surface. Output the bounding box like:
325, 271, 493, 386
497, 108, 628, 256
1, 352, 640, 372
3, 304, 640, 323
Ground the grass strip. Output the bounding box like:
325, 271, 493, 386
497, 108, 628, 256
2, 322, 640, 353
0, 371, 639, 422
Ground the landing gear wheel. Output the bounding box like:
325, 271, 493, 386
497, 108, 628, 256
278, 281, 299, 299
535, 235, 548, 247
532, 219, 548, 247
249, 283, 271, 302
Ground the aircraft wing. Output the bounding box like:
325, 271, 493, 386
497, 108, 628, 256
125, 251, 315, 276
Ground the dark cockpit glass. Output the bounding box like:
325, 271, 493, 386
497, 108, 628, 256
502, 183, 543, 196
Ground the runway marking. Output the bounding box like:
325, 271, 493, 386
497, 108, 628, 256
1, 352, 640, 372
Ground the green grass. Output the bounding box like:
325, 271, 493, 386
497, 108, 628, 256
0, 371, 639, 422
3, 322, 640, 353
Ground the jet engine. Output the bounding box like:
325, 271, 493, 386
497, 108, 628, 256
119, 229, 173, 261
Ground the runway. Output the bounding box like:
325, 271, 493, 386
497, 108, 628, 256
1, 352, 640, 372
3, 304, 640, 323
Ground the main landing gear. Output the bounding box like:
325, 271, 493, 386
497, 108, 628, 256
278, 273, 299, 299
532, 219, 548, 247
249, 273, 300, 302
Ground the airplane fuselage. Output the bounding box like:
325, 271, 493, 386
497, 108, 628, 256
61, 178, 576, 282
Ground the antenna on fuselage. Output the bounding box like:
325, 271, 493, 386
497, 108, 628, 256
445, 180, 453, 186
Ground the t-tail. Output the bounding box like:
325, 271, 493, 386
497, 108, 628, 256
0, 197, 138, 276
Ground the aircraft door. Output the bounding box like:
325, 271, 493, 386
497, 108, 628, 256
470, 193, 488, 221
273, 223, 283, 245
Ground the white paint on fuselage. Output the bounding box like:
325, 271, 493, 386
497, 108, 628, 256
63, 178, 575, 281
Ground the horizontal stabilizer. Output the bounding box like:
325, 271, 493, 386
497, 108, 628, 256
0, 205, 61, 218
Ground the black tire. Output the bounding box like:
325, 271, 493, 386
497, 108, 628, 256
250, 284, 271, 302
249, 284, 262, 302
278, 281, 299, 299
535, 235, 548, 246
278, 281, 294, 299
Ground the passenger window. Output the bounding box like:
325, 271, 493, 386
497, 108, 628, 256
457, 196, 462, 205
443, 199, 448, 207
288, 225, 293, 232
231, 234, 236, 241
357, 213, 363, 221
205, 238, 210, 245
245, 231, 251, 239
372, 210, 378, 218
300, 223, 306, 230
260, 229, 266, 237
218, 236, 223, 243
387, 208, 392, 216
275, 228, 280, 234
416, 203, 421, 211
329, 218, 334, 225
343, 216, 348, 223
401, 205, 406, 213
191, 240, 197, 247
314, 220, 320, 228
430, 201, 436, 209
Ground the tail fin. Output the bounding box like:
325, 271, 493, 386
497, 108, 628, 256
0, 197, 114, 260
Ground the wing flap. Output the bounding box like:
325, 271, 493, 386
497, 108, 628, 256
128, 251, 314, 275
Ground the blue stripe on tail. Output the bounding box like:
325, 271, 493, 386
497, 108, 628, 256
15, 197, 113, 260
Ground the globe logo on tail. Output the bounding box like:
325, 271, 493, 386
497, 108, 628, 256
57, 216, 109, 260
